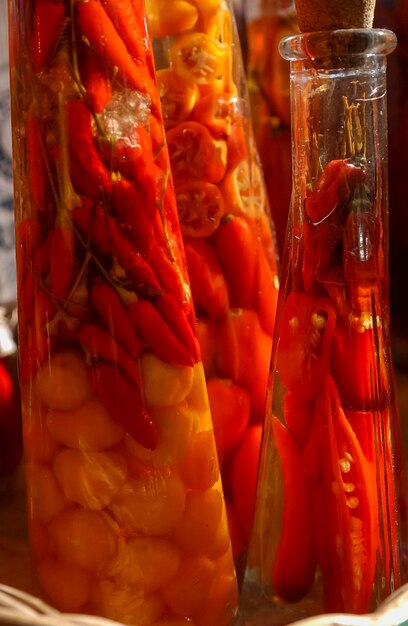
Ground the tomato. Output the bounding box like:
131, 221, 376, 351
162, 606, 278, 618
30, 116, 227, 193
271, 416, 316, 603
166, 121, 227, 184
169, 32, 229, 85
216, 309, 272, 417
145, 0, 198, 38
277, 291, 337, 402
184, 238, 229, 319
192, 92, 239, 138
221, 159, 266, 218
207, 378, 251, 463
230, 424, 263, 544
175, 181, 225, 238
156, 68, 199, 129
331, 321, 388, 410
308, 376, 378, 613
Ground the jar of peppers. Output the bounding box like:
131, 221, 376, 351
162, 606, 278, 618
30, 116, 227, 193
7, 0, 238, 623
145, 0, 280, 569
240, 28, 408, 623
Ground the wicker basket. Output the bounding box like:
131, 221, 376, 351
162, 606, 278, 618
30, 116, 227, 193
0, 585, 122, 626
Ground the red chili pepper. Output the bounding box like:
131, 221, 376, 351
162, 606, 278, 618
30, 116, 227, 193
207, 378, 251, 463
302, 217, 343, 296
305, 160, 366, 225
216, 309, 272, 417
277, 291, 337, 402
213, 215, 257, 309
100, 0, 150, 71
230, 424, 263, 544
66, 99, 112, 195
80, 45, 112, 113
77, 322, 141, 387
49, 226, 75, 302
111, 177, 155, 256
154, 292, 200, 362
91, 362, 157, 449
271, 416, 317, 603
31, 0, 67, 72
184, 238, 229, 319
76, 0, 159, 112
90, 281, 143, 359
72, 201, 161, 291
309, 376, 378, 613
129, 299, 194, 367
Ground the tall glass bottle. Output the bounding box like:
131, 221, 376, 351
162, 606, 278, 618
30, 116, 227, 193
8, 0, 238, 622
244, 0, 297, 257
240, 28, 407, 623
145, 0, 280, 570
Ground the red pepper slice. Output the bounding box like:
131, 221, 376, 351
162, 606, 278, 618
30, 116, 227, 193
277, 291, 336, 402
166, 121, 227, 184
331, 321, 388, 410
305, 160, 366, 225
271, 416, 317, 603
175, 181, 225, 238
310, 376, 378, 613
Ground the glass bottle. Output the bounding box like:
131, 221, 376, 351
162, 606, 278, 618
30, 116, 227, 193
240, 28, 407, 623
145, 0, 280, 571
7, 0, 238, 622
244, 0, 298, 257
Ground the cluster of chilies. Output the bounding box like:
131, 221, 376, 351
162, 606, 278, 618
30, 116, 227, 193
11, 0, 241, 622
267, 159, 400, 613
149, 0, 279, 559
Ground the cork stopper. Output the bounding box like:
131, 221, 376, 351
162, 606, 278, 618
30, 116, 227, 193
295, 0, 376, 33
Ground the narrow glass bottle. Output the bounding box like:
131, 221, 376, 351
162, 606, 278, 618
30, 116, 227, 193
240, 28, 407, 623
8, 0, 238, 622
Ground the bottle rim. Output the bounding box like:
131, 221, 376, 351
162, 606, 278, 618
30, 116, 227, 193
279, 28, 397, 62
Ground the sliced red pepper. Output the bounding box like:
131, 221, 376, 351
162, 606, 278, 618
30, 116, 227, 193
305, 160, 366, 225
156, 68, 199, 128
271, 416, 317, 603
331, 321, 388, 410
283, 390, 314, 449
166, 121, 227, 184
343, 210, 381, 316
169, 31, 229, 86
175, 181, 225, 238
192, 92, 239, 138
277, 291, 336, 402
310, 376, 378, 613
